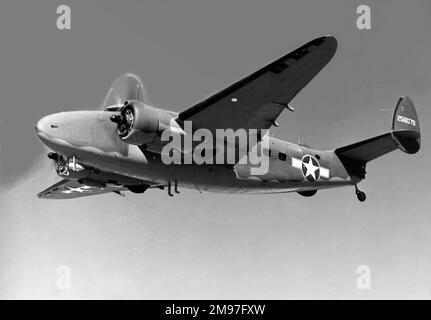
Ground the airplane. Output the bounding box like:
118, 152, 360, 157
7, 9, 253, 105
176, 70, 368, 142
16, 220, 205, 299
35, 36, 421, 202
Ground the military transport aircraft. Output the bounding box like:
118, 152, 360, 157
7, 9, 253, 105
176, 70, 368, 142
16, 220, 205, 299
35, 36, 420, 201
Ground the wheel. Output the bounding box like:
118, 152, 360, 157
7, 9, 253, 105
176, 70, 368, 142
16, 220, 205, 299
297, 190, 317, 197
127, 185, 148, 194
356, 190, 366, 202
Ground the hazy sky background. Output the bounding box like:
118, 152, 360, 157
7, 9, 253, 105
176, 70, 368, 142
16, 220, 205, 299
1, 0, 431, 299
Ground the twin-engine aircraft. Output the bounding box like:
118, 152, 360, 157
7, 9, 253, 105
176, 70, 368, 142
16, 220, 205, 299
35, 36, 420, 201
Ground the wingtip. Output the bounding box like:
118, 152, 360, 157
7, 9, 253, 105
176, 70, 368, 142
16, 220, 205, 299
324, 35, 338, 45
319, 34, 337, 43
37, 191, 47, 198
307, 35, 338, 62
309, 35, 338, 51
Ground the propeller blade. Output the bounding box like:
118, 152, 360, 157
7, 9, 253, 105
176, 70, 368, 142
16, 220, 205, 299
102, 73, 145, 108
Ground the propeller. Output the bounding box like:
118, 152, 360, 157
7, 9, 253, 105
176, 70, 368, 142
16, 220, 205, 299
102, 73, 145, 108
102, 74, 148, 137
103, 73, 162, 144
109, 101, 135, 137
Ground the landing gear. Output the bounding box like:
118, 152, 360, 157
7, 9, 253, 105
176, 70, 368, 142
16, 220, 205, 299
355, 185, 366, 202
168, 181, 173, 197
174, 180, 180, 194
167, 180, 180, 197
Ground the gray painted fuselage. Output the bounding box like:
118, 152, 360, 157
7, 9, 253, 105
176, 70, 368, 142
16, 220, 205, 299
36, 109, 354, 194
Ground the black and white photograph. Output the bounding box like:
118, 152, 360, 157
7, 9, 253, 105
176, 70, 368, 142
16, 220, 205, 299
0, 0, 430, 306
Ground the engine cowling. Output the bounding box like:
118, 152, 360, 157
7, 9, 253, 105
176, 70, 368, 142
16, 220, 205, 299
110, 100, 160, 145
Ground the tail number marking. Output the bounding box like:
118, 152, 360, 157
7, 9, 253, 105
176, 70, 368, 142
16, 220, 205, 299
397, 115, 416, 126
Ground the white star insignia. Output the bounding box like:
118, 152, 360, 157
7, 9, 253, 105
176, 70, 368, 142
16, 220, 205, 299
292, 155, 330, 180
64, 186, 92, 193
303, 157, 319, 180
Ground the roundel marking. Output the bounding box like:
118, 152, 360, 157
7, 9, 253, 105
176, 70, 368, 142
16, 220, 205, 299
301, 155, 320, 182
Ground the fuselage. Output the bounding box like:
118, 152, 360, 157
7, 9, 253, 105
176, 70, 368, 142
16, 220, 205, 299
35, 108, 355, 194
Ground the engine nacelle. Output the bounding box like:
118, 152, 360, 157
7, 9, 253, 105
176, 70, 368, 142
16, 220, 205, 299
111, 100, 160, 145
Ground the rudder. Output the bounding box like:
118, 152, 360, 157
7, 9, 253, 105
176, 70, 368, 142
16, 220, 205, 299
391, 96, 420, 154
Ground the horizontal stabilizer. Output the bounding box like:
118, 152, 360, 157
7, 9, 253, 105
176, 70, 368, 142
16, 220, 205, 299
335, 132, 397, 164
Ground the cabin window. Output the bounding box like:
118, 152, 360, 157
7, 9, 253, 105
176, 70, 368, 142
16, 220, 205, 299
263, 149, 272, 157
278, 152, 287, 161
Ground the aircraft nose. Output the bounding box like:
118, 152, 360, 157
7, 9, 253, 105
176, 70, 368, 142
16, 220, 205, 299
35, 113, 63, 142
35, 115, 50, 137
35, 112, 74, 154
